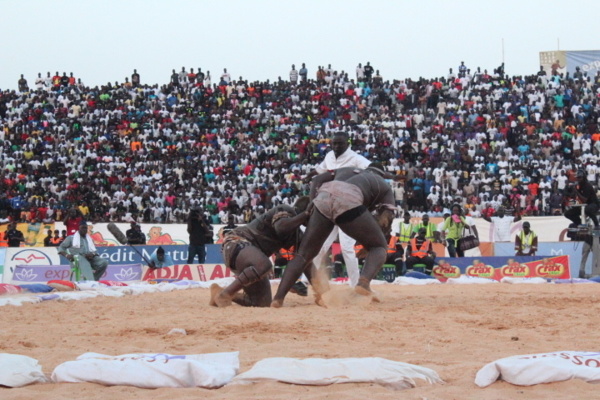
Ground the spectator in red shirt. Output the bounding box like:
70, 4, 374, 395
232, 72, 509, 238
63, 208, 83, 236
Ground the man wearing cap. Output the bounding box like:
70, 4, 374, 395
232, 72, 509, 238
148, 246, 174, 269
58, 221, 108, 281
126, 222, 146, 245
515, 222, 538, 256
565, 169, 600, 228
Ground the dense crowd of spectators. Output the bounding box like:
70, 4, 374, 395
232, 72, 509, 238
2, 61, 600, 225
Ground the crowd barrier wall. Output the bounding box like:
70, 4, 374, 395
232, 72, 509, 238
1, 242, 579, 284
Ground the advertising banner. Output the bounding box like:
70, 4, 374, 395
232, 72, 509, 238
141, 264, 232, 282
432, 255, 570, 282
540, 50, 600, 78
10, 264, 143, 284
565, 50, 600, 77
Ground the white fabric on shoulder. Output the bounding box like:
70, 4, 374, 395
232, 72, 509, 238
231, 357, 443, 390
52, 351, 239, 388
71, 232, 97, 252
0, 353, 48, 387
476, 351, 600, 387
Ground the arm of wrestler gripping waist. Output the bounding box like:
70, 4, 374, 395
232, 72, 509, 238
309, 170, 335, 199
273, 206, 313, 235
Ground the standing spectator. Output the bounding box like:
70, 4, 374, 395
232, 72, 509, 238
126, 222, 146, 245
483, 207, 521, 242
442, 204, 467, 258
289, 64, 298, 84
187, 208, 211, 264
411, 214, 440, 242
220, 68, 231, 84
131, 69, 140, 87
363, 62, 374, 83
458, 61, 467, 78
309, 131, 371, 287
43, 229, 53, 247
514, 221, 538, 256
299, 63, 307, 82
58, 221, 108, 281
398, 211, 414, 245
196, 68, 205, 84
170, 69, 179, 87
356, 63, 364, 82
18, 74, 28, 92
63, 209, 84, 236
6, 222, 25, 247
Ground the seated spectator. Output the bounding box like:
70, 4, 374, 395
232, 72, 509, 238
405, 227, 436, 274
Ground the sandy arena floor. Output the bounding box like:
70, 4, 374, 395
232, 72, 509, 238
1, 282, 599, 400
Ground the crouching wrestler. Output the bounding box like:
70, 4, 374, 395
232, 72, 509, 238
209, 197, 312, 307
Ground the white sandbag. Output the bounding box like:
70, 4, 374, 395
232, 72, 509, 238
475, 351, 600, 387
500, 277, 548, 284
446, 276, 498, 284
0, 296, 43, 306
0, 353, 48, 387
51, 351, 239, 388
231, 357, 443, 390
392, 277, 442, 285
76, 281, 105, 290
54, 291, 102, 301
370, 279, 389, 286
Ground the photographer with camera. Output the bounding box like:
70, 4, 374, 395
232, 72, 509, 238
564, 169, 599, 229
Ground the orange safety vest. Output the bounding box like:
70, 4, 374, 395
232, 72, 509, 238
280, 246, 295, 261
354, 244, 364, 256
387, 236, 398, 254
410, 238, 431, 258
356, 237, 398, 256
50, 237, 62, 245
0, 232, 7, 247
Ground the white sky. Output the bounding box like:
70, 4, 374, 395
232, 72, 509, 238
2, 0, 599, 90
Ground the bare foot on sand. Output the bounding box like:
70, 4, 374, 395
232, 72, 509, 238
355, 281, 381, 303
314, 293, 327, 308
209, 283, 233, 307
271, 298, 283, 308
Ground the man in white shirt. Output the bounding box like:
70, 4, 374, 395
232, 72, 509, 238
483, 207, 521, 242
309, 131, 370, 287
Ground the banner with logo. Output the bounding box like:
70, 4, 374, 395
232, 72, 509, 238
142, 264, 232, 282
432, 256, 570, 282
10, 264, 143, 284
93, 244, 224, 265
